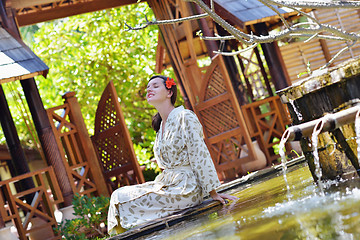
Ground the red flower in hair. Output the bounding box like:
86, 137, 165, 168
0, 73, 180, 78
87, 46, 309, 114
165, 77, 176, 89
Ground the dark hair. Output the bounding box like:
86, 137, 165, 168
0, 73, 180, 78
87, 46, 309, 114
149, 75, 177, 132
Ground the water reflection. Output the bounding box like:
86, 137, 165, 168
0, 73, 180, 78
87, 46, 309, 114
139, 162, 360, 240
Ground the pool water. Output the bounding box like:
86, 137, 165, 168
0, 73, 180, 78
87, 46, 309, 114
140, 162, 360, 239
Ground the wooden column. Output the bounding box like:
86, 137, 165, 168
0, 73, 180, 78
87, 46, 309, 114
21, 79, 73, 206
193, 4, 217, 58
253, 45, 274, 97
319, 39, 333, 66
217, 25, 247, 106
253, 23, 291, 91
62, 92, 109, 197
0, 86, 34, 191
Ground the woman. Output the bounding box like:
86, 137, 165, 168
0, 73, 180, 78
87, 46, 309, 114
107, 75, 238, 235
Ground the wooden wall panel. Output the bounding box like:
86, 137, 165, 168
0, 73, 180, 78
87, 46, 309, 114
280, 8, 360, 83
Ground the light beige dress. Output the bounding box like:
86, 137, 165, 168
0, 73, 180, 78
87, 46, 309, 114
107, 106, 221, 234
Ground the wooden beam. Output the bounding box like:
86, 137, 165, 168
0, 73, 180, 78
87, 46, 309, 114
15, 0, 142, 26
9, 0, 58, 9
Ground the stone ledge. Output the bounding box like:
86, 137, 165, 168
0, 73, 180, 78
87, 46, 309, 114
278, 56, 360, 103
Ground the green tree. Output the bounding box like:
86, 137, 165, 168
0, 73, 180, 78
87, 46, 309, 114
2, 3, 176, 175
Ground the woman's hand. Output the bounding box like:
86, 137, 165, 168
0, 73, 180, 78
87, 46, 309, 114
209, 190, 239, 205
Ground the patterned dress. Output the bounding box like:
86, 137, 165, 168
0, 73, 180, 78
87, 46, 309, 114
107, 106, 221, 233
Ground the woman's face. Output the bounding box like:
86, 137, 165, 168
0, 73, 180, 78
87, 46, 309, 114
146, 77, 171, 105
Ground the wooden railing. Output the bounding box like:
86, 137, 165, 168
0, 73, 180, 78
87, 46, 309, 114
46, 92, 109, 197
0, 166, 63, 240
241, 96, 292, 165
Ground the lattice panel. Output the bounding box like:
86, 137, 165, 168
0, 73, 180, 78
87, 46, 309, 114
211, 135, 246, 165
60, 133, 82, 166
199, 100, 239, 138
93, 126, 132, 172
237, 44, 272, 100
69, 163, 97, 196
204, 66, 228, 100
194, 55, 256, 180
50, 106, 76, 135
92, 81, 144, 192
96, 96, 121, 133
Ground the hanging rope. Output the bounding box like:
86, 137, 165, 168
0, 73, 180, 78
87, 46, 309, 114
7, 81, 47, 164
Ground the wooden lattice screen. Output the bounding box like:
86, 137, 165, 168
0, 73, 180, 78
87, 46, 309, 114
237, 43, 273, 101
194, 55, 257, 180
46, 92, 109, 197
91, 81, 144, 193
0, 167, 63, 240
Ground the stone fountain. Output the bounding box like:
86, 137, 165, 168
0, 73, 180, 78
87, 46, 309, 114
277, 57, 360, 181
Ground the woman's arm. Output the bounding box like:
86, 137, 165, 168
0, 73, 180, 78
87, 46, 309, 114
209, 189, 239, 205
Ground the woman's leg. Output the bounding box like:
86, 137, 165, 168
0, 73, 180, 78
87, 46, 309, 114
109, 216, 127, 235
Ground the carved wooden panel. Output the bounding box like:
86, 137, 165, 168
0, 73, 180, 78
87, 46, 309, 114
194, 55, 256, 180
91, 81, 144, 192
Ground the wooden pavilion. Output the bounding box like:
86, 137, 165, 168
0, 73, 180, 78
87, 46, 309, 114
0, 0, 358, 239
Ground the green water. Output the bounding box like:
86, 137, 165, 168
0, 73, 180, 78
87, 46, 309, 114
142, 162, 360, 239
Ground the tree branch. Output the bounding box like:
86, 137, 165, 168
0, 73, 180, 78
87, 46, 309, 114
125, 13, 208, 30
130, 0, 360, 70
271, 0, 360, 9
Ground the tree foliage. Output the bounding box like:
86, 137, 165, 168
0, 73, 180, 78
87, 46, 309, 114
2, 3, 175, 171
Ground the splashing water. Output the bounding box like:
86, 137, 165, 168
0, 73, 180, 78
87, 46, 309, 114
141, 163, 360, 240
355, 109, 360, 168
279, 133, 292, 200
289, 99, 303, 122
311, 119, 325, 195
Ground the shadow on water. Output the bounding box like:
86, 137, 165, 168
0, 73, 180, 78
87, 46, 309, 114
134, 161, 360, 240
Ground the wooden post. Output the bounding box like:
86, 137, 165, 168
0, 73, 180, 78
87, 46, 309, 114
193, 4, 218, 58
62, 92, 109, 197
253, 44, 274, 97
253, 23, 291, 91
319, 39, 333, 66
0, 86, 35, 193
21, 79, 74, 206
217, 25, 247, 106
